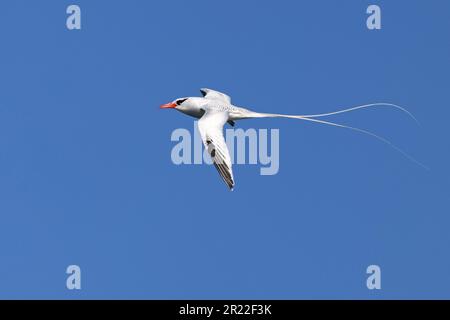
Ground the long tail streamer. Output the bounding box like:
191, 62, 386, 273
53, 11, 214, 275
251, 103, 428, 170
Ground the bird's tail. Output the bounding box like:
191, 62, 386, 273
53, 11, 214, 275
245, 103, 428, 170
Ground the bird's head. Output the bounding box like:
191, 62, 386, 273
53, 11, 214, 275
160, 97, 190, 110
160, 97, 206, 116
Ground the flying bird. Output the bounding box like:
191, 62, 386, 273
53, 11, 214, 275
160, 88, 423, 190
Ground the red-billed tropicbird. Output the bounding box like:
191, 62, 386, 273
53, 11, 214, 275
160, 88, 423, 190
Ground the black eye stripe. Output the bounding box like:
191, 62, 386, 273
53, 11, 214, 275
176, 98, 187, 105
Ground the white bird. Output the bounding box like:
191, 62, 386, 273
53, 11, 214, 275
160, 88, 423, 190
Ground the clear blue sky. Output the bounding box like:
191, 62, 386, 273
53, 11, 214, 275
0, 0, 449, 299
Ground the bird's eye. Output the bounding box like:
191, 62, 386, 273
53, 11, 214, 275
176, 98, 187, 105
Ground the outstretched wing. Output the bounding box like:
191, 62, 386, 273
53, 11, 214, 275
198, 110, 235, 190
200, 88, 232, 104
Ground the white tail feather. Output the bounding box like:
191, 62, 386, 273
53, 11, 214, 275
297, 103, 420, 125
243, 103, 427, 170
298, 116, 429, 170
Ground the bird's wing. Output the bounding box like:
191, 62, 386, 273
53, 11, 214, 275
197, 110, 235, 190
200, 88, 232, 104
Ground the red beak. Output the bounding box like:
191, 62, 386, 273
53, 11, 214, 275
160, 102, 177, 109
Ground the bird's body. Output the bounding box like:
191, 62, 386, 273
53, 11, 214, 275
160, 88, 424, 190
163, 89, 258, 190
174, 96, 256, 121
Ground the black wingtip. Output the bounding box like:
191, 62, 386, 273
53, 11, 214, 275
227, 179, 235, 191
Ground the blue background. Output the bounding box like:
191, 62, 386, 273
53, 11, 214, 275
0, 0, 449, 299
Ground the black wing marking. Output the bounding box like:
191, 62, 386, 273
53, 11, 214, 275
199, 88, 232, 104
206, 138, 235, 190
